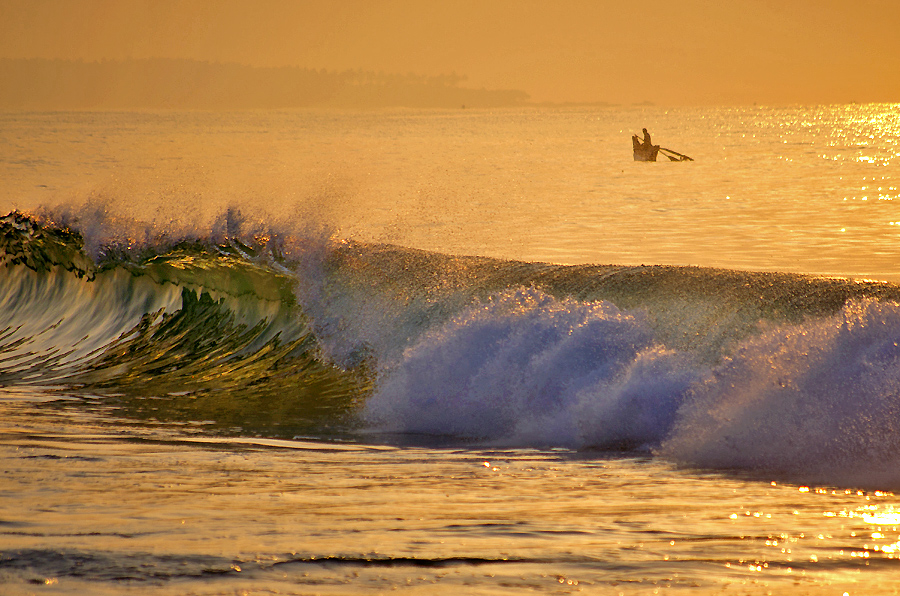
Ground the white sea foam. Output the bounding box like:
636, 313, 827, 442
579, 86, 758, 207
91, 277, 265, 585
364, 287, 703, 448
663, 298, 900, 488
364, 284, 900, 487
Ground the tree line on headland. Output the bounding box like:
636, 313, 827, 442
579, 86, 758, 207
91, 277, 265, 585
0, 58, 530, 109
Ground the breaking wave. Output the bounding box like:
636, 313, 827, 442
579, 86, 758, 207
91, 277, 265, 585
5, 208, 900, 488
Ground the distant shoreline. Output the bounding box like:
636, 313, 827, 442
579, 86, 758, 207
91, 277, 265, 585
0, 58, 530, 110
4, 60, 893, 110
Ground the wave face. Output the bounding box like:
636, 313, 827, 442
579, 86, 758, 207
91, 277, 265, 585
5, 209, 900, 487
0, 211, 367, 436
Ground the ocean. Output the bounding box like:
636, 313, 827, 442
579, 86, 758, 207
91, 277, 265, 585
2, 105, 900, 594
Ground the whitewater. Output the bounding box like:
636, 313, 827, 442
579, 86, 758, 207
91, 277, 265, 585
2, 105, 900, 594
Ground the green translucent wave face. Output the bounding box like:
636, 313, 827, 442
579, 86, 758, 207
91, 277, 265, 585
0, 212, 371, 438
67, 284, 372, 438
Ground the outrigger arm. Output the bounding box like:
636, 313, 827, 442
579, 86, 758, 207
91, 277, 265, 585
658, 147, 694, 161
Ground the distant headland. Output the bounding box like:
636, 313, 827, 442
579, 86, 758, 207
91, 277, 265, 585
0, 58, 530, 110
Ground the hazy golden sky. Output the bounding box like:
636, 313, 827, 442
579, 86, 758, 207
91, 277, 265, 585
2, 0, 898, 105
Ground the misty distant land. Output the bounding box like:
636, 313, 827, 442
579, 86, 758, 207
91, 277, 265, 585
0, 58, 546, 110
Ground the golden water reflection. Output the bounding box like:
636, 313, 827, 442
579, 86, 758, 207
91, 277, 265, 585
4, 397, 900, 594
2, 104, 900, 281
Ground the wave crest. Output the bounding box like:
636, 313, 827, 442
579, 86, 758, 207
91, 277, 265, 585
0, 211, 366, 435
365, 287, 703, 448
662, 298, 900, 487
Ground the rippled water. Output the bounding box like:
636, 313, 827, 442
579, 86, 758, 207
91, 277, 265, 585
4, 397, 900, 595
2, 105, 898, 278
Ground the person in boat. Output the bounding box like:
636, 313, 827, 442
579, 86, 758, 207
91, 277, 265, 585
641, 128, 652, 148
632, 128, 653, 151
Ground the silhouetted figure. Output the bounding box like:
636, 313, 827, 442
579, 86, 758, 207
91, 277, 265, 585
641, 128, 652, 148
632, 128, 653, 150
632, 127, 660, 161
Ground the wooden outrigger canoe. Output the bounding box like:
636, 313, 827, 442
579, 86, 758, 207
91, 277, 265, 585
633, 140, 660, 161
632, 136, 693, 162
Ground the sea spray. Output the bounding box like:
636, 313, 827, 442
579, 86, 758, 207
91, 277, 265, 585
662, 298, 900, 487
364, 287, 703, 448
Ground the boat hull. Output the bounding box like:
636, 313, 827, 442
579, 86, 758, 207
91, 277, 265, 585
633, 145, 659, 161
